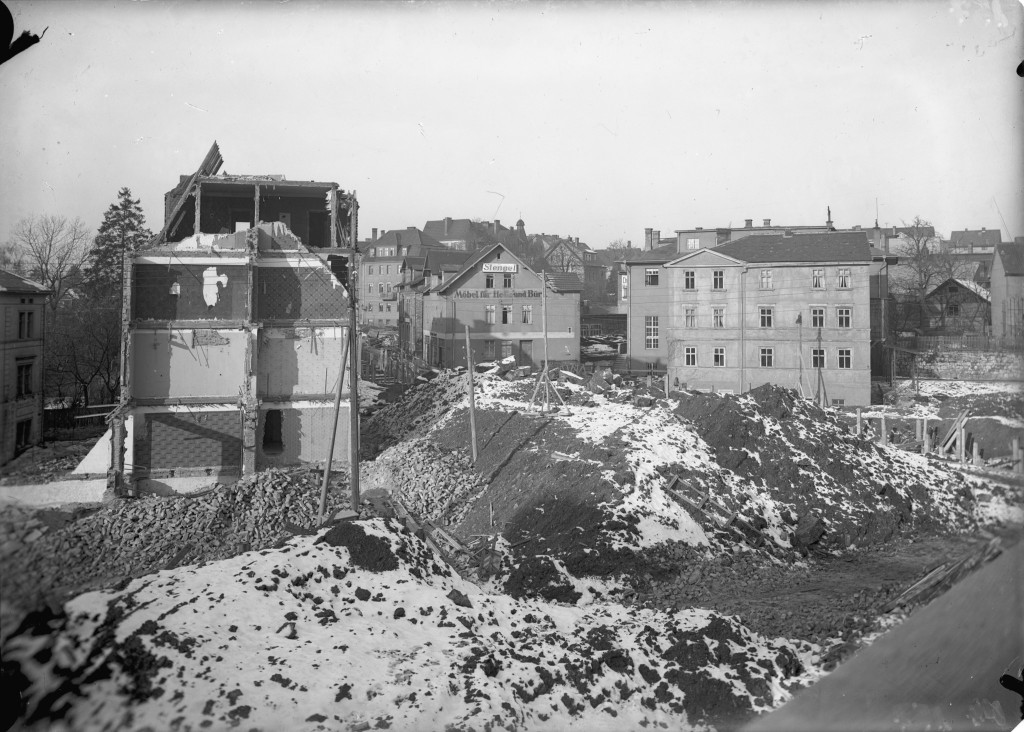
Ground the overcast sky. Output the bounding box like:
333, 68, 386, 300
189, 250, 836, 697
2, 0, 1022, 250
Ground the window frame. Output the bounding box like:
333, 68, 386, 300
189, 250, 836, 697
644, 315, 659, 349
18, 311, 34, 339
644, 268, 660, 286
759, 268, 773, 290
503, 272, 513, 289
812, 268, 824, 289
837, 307, 852, 328
838, 348, 852, 369
485, 273, 495, 289
16, 361, 33, 398
760, 347, 774, 368
713, 307, 724, 328
683, 270, 696, 290
485, 304, 496, 324
684, 347, 697, 366
501, 305, 512, 325
811, 348, 826, 369
521, 305, 533, 324
713, 347, 726, 367
684, 307, 697, 328
811, 307, 825, 328
759, 306, 774, 328
713, 270, 724, 290
837, 268, 851, 289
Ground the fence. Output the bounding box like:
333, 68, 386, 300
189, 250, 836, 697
898, 334, 1024, 353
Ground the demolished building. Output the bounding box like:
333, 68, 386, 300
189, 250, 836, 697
108, 143, 357, 494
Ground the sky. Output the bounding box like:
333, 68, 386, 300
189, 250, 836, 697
1, 0, 1022, 251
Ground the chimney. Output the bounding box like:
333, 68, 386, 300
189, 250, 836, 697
372, 228, 378, 242
495, 219, 501, 232
695, 227, 703, 231
644, 227, 654, 250
653, 230, 661, 247
783, 230, 793, 238
575, 236, 580, 245
627, 240, 631, 247
745, 219, 753, 228
763, 218, 771, 226
981, 226, 986, 232
676, 232, 685, 251
444, 217, 452, 236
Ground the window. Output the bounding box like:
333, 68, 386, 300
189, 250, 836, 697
501, 305, 512, 324
644, 315, 659, 349
946, 302, 960, 317
386, 265, 391, 275
812, 268, 824, 289
812, 348, 825, 368
646, 363, 657, 375
521, 305, 533, 324
485, 305, 496, 324
713, 348, 726, 367
367, 265, 374, 275
713, 270, 724, 290
386, 282, 393, 293
760, 269, 773, 289
378, 283, 384, 294
684, 270, 695, 290
484, 340, 496, 359
685, 308, 697, 328
367, 284, 373, 294
503, 273, 513, 288
16, 361, 33, 398
837, 308, 851, 328
378, 303, 384, 312
759, 307, 774, 328
687, 237, 700, 250
18, 311, 34, 339
832, 399, 846, 407
811, 307, 825, 328
713, 307, 724, 328
838, 349, 852, 369
386, 304, 391, 312
837, 268, 851, 288
485, 274, 494, 289
684, 347, 697, 366
620, 274, 628, 300
645, 268, 660, 286
760, 348, 774, 367
501, 341, 513, 358
262, 409, 283, 454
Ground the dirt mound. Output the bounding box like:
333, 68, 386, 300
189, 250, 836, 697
673, 384, 977, 548
316, 522, 399, 572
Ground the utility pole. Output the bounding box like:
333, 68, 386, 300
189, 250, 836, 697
349, 261, 360, 513
542, 272, 550, 411
465, 325, 477, 462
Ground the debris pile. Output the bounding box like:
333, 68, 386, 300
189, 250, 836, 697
4, 518, 819, 731
361, 437, 487, 525
0, 467, 352, 637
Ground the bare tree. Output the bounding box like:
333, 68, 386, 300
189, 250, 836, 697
7, 215, 91, 317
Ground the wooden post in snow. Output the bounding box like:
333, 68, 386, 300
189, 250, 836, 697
915, 419, 922, 441
1014, 437, 1022, 474
880, 415, 888, 446
541, 272, 550, 413
465, 325, 478, 463
856, 408, 862, 435
972, 440, 981, 466
922, 418, 930, 454
958, 421, 966, 464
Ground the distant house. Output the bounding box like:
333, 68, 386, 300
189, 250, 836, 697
537, 236, 607, 305
624, 231, 876, 406
415, 243, 581, 369
0, 270, 50, 464
359, 227, 445, 328
922, 278, 991, 335
991, 244, 1024, 341
397, 247, 474, 359
423, 217, 527, 252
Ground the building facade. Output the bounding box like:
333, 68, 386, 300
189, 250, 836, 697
0, 271, 49, 464
417, 244, 581, 369
359, 227, 444, 328
117, 145, 356, 491
991, 244, 1024, 341
625, 232, 874, 405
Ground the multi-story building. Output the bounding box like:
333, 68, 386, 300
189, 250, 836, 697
0, 270, 49, 464
624, 231, 875, 405
115, 144, 356, 492
397, 247, 474, 359
423, 217, 526, 252
413, 243, 581, 369
991, 243, 1024, 341
537, 236, 607, 305
359, 227, 444, 328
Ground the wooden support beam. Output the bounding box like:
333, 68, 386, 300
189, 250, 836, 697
194, 182, 202, 237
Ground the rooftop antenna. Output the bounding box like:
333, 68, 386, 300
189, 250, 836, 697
875, 198, 879, 228
992, 196, 1012, 240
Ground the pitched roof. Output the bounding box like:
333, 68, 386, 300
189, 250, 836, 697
925, 278, 990, 302
542, 272, 584, 293
623, 243, 680, 264
423, 218, 502, 245
0, 269, 49, 294
950, 229, 1002, 249
365, 228, 443, 258
996, 244, 1024, 276
712, 231, 872, 264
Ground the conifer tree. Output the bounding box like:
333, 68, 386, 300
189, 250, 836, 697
82, 187, 152, 299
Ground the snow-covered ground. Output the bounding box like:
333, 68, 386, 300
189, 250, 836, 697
7, 519, 820, 732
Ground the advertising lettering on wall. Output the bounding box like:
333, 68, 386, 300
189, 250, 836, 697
481, 263, 518, 273
453, 289, 542, 299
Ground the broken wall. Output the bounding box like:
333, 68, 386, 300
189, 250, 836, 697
134, 262, 248, 321
253, 264, 347, 321
132, 330, 247, 400
257, 328, 346, 399
134, 408, 241, 471
257, 404, 349, 469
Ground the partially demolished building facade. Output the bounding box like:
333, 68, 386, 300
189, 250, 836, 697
114, 144, 357, 492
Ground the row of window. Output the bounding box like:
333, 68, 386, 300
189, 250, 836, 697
483, 304, 533, 325
644, 267, 853, 290
367, 282, 396, 294
679, 346, 853, 369
366, 264, 396, 276
675, 306, 854, 329
485, 273, 515, 289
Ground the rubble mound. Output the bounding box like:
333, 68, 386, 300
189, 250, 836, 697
361, 370, 469, 457
673, 384, 977, 548
0, 467, 353, 641
3, 519, 816, 731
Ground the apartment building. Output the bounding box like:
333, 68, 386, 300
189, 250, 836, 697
0, 270, 49, 464
359, 227, 444, 327
113, 144, 356, 492
625, 231, 874, 405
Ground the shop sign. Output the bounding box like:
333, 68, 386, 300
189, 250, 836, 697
482, 263, 518, 273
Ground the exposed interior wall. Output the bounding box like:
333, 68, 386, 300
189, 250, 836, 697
253, 265, 347, 321
257, 195, 329, 247
134, 264, 249, 321
257, 328, 347, 399
132, 329, 247, 400
199, 195, 256, 234
257, 403, 349, 469
134, 409, 241, 471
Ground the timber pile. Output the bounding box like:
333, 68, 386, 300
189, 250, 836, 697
0, 467, 353, 634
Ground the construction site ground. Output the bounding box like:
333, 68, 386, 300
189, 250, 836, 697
1, 373, 1021, 731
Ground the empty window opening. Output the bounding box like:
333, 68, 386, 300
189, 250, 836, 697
263, 409, 284, 454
